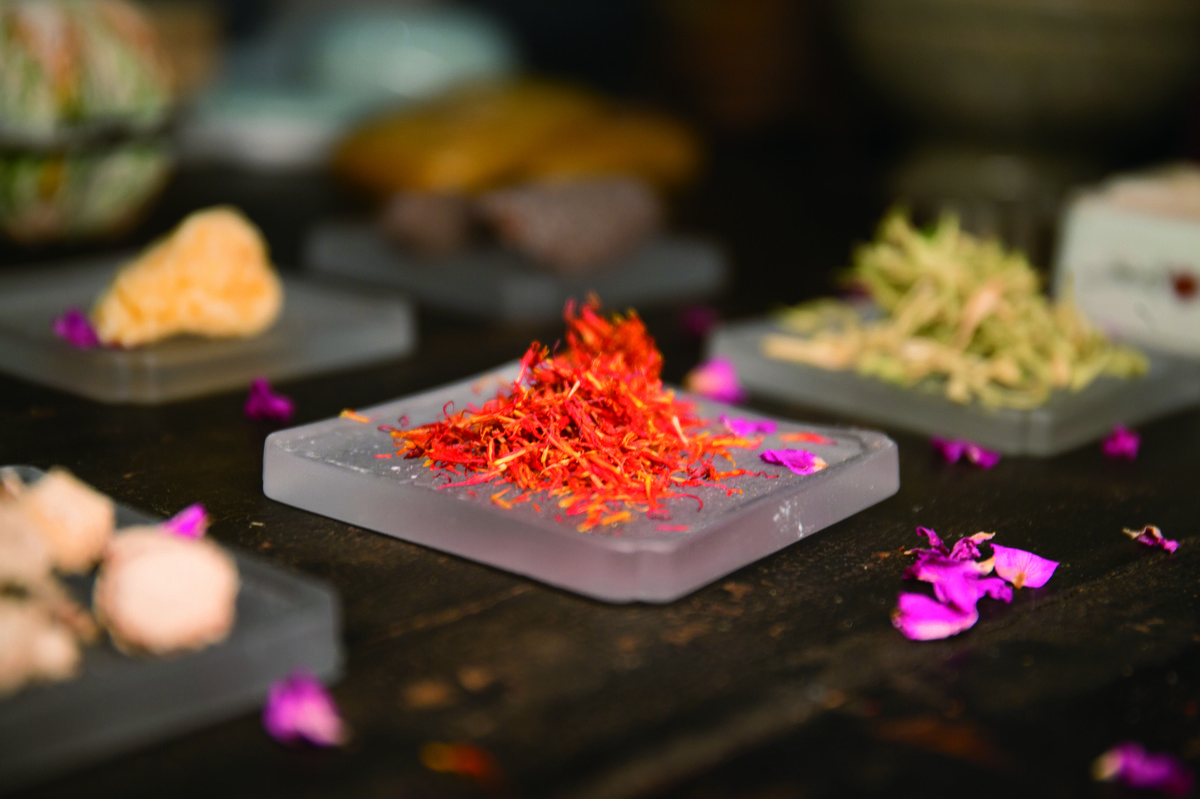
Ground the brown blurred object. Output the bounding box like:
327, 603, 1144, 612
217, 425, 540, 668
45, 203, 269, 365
659, 0, 815, 133
141, 1, 222, 99
477, 177, 663, 273
379, 192, 475, 257
333, 82, 702, 197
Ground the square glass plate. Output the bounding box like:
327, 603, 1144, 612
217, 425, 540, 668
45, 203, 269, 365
263, 364, 899, 603
709, 317, 1200, 456
0, 256, 416, 403
304, 221, 727, 321
0, 466, 342, 792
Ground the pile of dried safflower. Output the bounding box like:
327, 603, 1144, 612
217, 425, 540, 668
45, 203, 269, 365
892, 527, 1058, 640
390, 300, 763, 531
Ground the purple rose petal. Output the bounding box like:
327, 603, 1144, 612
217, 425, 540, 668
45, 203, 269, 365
1093, 742, 1194, 797
760, 448, 828, 476
161, 503, 208, 539
679, 304, 720, 338
1123, 525, 1179, 555
1103, 424, 1140, 460
990, 543, 1058, 589
245, 377, 295, 422
683, 357, 748, 404
263, 670, 346, 747
916, 526, 947, 553
51, 307, 101, 349
891, 592, 979, 640
931, 436, 1000, 469
949, 532, 994, 561
719, 414, 777, 437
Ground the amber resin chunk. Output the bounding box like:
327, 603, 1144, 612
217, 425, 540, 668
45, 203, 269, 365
91, 207, 283, 347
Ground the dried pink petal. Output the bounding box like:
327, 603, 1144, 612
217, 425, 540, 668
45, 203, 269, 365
990, 543, 1058, 589
263, 670, 346, 747
931, 436, 1000, 469
949, 532, 995, 561
916, 526, 947, 553
679, 304, 720, 338
719, 415, 777, 437
1093, 742, 1194, 797
891, 592, 979, 640
52, 308, 101, 349
683, 357, 748, 404
244, 378, 294, 422
161, 504, 209, 539
1122, 525, 1179, 555
760, 448, 828, 476
1103, 425, 1141, 460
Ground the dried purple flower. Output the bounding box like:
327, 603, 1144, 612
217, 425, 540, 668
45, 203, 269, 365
990, 543, 1058, 589
161, 503, 209, 539
1093, 741, 1194, 797
891, 592, 979, 640
1123, 525, 1179, 555
683, 357, 748, 404
245, 377, 294, 422
760, 448, 828, 476
1103, 424, 1141, 460
51, 307, 101, 349
719, 414, 777, 437
263, 670, 347, 747
931, 436, 1000, 469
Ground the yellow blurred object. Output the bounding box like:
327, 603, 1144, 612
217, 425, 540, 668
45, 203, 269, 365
91, 207, 283, 347
333, 82, 702, 195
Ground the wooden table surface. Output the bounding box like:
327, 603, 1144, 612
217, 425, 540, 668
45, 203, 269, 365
2, 161, 1198, 799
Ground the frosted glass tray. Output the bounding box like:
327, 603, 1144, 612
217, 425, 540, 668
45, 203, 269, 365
263, 363, 899, 603
0, 256, 416, 403
304, 221, 727, 321
0, 466, 342, 792
709, 318, 1200, 456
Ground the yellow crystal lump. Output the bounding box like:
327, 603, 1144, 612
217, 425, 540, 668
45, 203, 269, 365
91, 207, 283, 347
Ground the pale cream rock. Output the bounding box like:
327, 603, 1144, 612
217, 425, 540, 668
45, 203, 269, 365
18, 468, 115, 573
94, 528, 239, 655
91, 207, 283, 347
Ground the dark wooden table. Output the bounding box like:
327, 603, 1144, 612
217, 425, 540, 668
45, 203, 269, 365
3, 161, 1198, 799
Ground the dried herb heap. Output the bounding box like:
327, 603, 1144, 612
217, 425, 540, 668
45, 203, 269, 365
766, 210, 1149, 409
391, 301, 760, 530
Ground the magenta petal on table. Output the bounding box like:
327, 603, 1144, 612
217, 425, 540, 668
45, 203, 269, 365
1103, 425, 1141, 460
914, 526, 949, 554
891, 592, 979, 640
991, 543, 1058, 589
1123, 525, 1180, 555
949, 532, 994, 561
930, 436, 967, 463
263, 670, 347, 747
931, 436, 1000, 469
760, 448, 828, 476
161, 503, 209, 539
1093, 742, 1194, 797
719, 414, 777, 437
245, 378, 295, 422
683, 357, 748, 404
964, 443, 1001, 469
51, 307, 101, 349
679, 303, 720, 338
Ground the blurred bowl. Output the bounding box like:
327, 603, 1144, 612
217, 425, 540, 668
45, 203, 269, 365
838, 0, 1200, 146
0, 0, 176, 244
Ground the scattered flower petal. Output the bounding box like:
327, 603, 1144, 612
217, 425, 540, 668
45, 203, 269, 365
891, 592, 979, 640
760, 448, 828, 476
949, 532, 995, 561
161, 503, 208, 539
1103, 424, 1141, 460
1123, 525, 1179, 555
52, 307, 101, 349
719, 414, 777, 437
340, 409, 371, 423
263, 670, 346, 747
931, 436, 1001, 469
683, 357, 748, 404
991, 543, 1058, 589
780, 431, 834, 444
1093, 742, 1194, 797
245, 377, 294, 422
916, 526, 947, 553
679, 304, 720, 338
